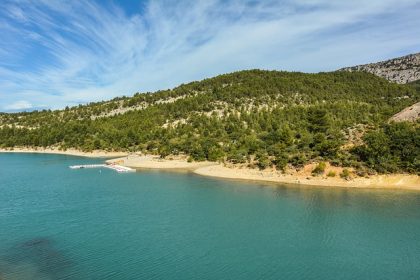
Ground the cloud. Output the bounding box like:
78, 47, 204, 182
0, 0, 419, 111
4, 100, 33, 111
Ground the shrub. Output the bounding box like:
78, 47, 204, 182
330, 159, 341, 167
327, 171, 336, 177
355, 167, 368, 177
312, 162, 326, 176
207, 146, 225, 162
272, 152, 288, 171
256, 152, 271, 170
352, 122, 419, 174
340, 169, 351, 180
227, 150, 247, 164
290, 154, 307, 169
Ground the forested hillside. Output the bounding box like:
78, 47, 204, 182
1, 70, 419, 174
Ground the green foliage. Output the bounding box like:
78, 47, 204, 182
0, 70, 419, 174
227, 149, 247, 164
408, 80, 420, 93
352, 122, 420, 173
308, 108, 330, 133
312, 162, 326, 176
271, 148, 288, 171
289, 154, 307, 169
207, 145, 225, 162
327, 171, 336, 177
255, 151, 271, 170
340, 169, 351, 179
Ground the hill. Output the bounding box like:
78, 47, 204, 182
340, 53, 420, 84
389, 102, 420, 123
1, 70, 419, 174
388, 80, 420, 123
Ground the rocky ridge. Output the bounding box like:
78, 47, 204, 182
340, 52, 420, 84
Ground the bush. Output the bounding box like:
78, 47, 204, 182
256, 152, 271, 170
257, 157, 271, 170
355, 167, 368, 177
227, 149, 247, 164
327, 171, 336, 177
290, 154, 307, 169
312, 162, 326, 176
352, 122, 419, 174
340, 169, 351, 180
330, 159, 341, 167
272, 152, 288, 171
207, 146, 225, 162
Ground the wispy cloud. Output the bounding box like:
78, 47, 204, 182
0, 0, 419, 111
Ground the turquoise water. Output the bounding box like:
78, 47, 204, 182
1, 153, 420, 279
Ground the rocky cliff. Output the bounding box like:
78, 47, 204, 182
341, 53, 420, 84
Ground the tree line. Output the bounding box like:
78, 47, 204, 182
1, 70, 419, 174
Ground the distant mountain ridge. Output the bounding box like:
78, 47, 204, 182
340, 52, 420, 84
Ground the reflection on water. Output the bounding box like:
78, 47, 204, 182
0, 237, 72, 280
272, 182, 420, 206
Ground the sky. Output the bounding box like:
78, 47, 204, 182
0, 0, 419, 112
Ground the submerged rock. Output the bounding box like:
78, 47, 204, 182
0, 237, 72, 280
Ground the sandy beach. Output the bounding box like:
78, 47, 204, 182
0, 147, 128, 158
110, 154, 420, 191
107, 154, 216, 170
194, 164, 420, 190
2, 149, 419, 190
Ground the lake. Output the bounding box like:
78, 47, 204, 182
1, 153, 419, 279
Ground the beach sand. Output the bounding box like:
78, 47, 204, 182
110, 154, 420, 191
106, 154, 216, 170
2, 149, 419, 190
194, 164, 420, 190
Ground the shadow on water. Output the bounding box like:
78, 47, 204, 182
0, 237, 73, 280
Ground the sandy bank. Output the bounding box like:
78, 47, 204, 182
110, 154, 420, 190
0, 147, 128, 158
194, 165, 420, 191
2, 149, 418, 190
107, 155, 216, 170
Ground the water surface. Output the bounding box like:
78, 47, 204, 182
1, 153, 420, 279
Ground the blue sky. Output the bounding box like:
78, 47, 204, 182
0, 0, 419, 112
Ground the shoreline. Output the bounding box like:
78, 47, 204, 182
106, 154, 216, 171
2, 148, 419, 191
109, 155, 420, 191
193, 165, 420, 191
